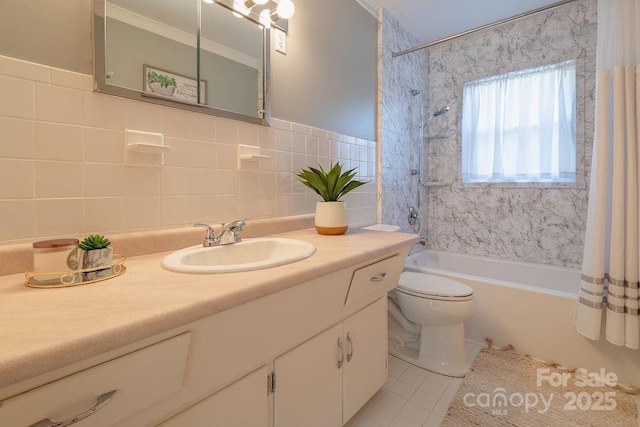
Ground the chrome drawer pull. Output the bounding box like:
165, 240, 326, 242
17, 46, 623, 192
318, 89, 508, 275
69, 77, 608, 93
346, 332, 354, 362
370, 272, 388, 282
30, 390, 118, 427
337, 337, 344, 369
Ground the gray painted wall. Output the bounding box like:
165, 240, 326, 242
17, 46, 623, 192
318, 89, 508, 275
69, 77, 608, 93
271, 0, 377, 140
0, 0, 376, 140
0, 0, 92, 74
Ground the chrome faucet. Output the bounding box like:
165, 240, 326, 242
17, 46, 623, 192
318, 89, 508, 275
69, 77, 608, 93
194, 220, 246, 247
218, 219, 247, 245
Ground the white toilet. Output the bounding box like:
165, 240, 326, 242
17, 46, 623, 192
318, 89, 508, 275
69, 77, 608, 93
361, 224, 476, 376
388, 271, 476, 377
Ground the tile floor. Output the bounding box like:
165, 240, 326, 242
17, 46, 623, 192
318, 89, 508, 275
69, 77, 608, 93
345, 341, 484, 427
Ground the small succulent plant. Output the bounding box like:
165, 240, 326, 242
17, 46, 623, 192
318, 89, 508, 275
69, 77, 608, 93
78, 235, 111, 251
296, 162, 367, 202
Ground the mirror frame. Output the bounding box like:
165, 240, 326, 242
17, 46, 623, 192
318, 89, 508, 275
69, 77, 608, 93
93, 0, 271, 126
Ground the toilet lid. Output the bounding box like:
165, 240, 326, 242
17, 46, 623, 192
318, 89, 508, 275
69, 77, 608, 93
397, 271, 473, 298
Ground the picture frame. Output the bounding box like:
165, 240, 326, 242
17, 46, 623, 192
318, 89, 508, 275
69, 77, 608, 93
143, 65, 207, 105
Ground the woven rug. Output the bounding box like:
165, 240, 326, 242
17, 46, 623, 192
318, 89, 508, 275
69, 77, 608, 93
442, 347, 638, 426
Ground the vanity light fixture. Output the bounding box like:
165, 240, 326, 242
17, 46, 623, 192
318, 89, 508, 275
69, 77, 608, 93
232, 0, 251, 17
244, 0, 269, 8
259, 9, 272, 28
211, 0, 294, 31
270, 0, 295, 20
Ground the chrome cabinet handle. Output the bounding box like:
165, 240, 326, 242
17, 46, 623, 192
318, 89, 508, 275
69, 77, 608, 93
346, 332, 354, 362
30, 390, 118, 427
370, 272, 388, 282
337, 337, 344, 369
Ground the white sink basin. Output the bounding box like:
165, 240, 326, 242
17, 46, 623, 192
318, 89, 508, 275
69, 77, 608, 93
161, 238, 316, 274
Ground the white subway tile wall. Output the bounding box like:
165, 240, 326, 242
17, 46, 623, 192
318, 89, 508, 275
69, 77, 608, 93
0, 55, 377, 245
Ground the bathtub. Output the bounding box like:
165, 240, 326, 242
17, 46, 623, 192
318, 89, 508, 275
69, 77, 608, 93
404, 249, 580, 296
403, 249, 640, 386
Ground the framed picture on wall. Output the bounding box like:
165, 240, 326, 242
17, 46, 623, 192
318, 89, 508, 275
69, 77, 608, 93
143, 65, 207, 105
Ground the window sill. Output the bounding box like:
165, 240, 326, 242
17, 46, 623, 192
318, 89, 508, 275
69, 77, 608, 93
460, 181, 586, 190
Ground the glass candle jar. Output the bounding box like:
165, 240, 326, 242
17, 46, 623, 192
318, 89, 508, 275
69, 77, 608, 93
32, 238, 79, 283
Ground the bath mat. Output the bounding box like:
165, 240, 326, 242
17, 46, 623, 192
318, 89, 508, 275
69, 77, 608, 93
442, 347, 638, 427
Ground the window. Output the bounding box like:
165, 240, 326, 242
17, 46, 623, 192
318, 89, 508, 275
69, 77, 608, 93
461, 61, 576, 183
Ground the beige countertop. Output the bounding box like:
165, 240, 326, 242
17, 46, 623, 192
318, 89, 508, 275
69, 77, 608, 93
0, 227, 418, 391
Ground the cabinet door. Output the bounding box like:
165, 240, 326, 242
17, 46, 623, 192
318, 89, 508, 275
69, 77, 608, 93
159, 365, 269, 427
343, 297, 388, 423
0, 333, 190, 427
274, 323, 343, 427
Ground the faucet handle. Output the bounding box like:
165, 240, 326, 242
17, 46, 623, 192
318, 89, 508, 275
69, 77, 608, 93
194, 223, 217, 247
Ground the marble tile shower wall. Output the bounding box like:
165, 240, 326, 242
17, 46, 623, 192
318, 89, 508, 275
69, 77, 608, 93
425, 0, 597, 268
379, 10, 427, 234
0, 55, 377, 245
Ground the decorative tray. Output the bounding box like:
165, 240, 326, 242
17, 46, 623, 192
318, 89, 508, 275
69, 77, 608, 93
25, 255, 126, 289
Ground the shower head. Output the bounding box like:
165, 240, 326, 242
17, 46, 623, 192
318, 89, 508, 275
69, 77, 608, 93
432, 106, 450, 117
423, 106, 450, 128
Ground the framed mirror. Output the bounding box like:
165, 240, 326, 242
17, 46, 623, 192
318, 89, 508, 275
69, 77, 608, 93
94, 0, 271, 125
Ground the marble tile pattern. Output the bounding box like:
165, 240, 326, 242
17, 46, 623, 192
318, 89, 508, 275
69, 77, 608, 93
378, 10, 428, 236
382, 1, 596, 267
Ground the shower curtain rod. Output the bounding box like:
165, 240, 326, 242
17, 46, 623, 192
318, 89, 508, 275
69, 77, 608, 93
392, 0, 578, 58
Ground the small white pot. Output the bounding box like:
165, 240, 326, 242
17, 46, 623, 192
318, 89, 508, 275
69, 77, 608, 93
314, 201, 348, 235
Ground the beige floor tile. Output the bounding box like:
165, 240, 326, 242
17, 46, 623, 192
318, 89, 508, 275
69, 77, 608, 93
390, 414, 421, 427
390, 379, 419, 399
398, 401, 430, 425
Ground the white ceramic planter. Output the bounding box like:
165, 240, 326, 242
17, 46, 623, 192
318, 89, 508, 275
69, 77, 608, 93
314, 201, 348, 235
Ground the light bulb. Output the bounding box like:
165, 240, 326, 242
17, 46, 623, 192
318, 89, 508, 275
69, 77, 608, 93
232, 0, 250, 16
202, 0, 214, 3
275, 0, 295, 19
259, 9, 272, 28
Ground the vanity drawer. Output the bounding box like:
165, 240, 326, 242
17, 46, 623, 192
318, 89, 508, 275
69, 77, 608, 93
345, 254, 404, 306
0, 332, 190, 427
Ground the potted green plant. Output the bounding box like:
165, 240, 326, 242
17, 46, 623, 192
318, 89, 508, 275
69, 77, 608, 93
147, 71, 177, 97
296, 162, 367, 235
77, 235, 113, 280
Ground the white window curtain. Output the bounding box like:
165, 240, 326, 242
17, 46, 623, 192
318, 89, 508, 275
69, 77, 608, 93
461, 61, 576, 182
575, 0, 640, 349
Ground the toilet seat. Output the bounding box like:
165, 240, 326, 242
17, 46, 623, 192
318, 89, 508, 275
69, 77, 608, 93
396, 271, 474, 301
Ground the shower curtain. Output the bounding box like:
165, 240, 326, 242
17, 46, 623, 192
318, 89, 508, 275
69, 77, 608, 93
575, 0, 640, 349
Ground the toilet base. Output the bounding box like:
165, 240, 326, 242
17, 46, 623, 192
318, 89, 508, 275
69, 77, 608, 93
388, 323, 470, 377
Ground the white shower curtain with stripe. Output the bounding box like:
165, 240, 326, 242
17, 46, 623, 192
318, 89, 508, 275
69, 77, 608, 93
575, 0, 640, 349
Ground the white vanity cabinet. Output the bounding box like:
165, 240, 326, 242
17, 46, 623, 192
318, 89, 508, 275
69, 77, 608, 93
342, 297, 389, 422
0, 333, 190, 427
159, 365, 271, 427
0, 245, 411, 427
164, 298, 387, 427
274, 297, 388, 427
157, 255, 401, 427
